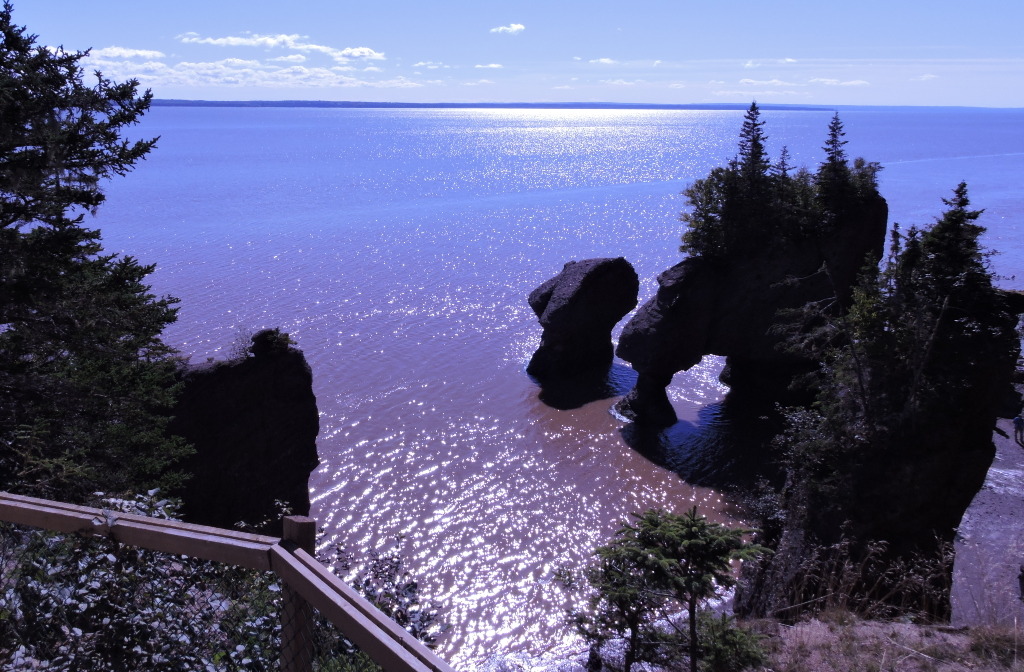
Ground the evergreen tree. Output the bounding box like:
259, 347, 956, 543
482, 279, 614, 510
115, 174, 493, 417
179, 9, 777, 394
779, 182, 1017, 545
681, 105, 879, 258
821, 112, 848, 167
573, 508, 764, 672
815, 113, 855, 228
0, 2, 190, 500
737, 101, 770, 183
772, 146, 793, 179
629, 508, 762, 672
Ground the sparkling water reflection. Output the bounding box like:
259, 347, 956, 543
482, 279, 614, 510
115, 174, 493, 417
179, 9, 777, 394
92, 106, 1024, 668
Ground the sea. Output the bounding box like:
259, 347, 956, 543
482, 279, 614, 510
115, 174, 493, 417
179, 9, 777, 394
95, 105, 1024, 669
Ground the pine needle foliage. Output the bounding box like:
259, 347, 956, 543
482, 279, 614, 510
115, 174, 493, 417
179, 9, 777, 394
681, 103, 881, 260
775, 181, 1019, 557
573, 508, 766, 672
0, 2, 190, 500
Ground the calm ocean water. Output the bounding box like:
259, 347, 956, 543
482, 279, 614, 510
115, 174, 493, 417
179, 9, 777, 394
96, 106, 1024, 668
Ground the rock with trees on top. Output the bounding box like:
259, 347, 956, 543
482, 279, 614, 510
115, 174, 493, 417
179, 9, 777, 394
615, 103, 888, 426
169, 329, 321, 533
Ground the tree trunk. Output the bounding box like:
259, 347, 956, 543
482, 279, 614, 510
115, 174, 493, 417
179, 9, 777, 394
689, 596, 698, 672
625, 625, 638, 672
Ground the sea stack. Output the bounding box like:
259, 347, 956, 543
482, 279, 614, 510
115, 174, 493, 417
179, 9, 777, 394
527, 257, 639, 406
616, 194, 889, 426
169, 329, 320, 533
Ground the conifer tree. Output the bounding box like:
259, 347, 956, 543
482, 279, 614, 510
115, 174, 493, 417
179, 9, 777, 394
0, 2, 190, 500
815, 113, 855, 228
779, 182, 1017, 545
574, 508, 763, 672
737, 101, 770, 182
821, 112, 848, 167
681, 105, 880, 257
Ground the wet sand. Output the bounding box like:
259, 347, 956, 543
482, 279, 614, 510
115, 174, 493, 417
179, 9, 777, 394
951, 418, 1024, 626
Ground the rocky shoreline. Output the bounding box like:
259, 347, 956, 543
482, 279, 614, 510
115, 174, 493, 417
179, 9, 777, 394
951, 417, 1024, 627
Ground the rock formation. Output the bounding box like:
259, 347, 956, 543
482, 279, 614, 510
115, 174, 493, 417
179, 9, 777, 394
615, 194, 889, 426
169, 329, 319, 533
527, 258, 639, 407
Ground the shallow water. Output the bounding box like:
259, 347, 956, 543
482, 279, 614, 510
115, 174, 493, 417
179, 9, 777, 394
95, 106, 1024, 667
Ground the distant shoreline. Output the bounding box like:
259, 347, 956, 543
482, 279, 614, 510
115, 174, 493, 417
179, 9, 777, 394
151, 100, 1012, 112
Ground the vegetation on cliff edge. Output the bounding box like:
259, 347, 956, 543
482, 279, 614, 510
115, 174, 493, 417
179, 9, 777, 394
678, 102, 1020, 624
681, 102, 881, 260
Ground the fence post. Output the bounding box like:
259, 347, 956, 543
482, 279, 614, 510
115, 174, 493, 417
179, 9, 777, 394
281, 515, 317, 672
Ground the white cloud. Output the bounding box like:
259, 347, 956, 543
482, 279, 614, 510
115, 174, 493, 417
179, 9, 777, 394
269, 54, 306, 63
178, 32, 292, 48
714, 88, 803, 97
91, 46, 166, 59
337, 47, 384, 60
669, 82, 686, 89
601, 79, 639, 86
176, 32, 384, 64
474, 63, 503, 69
573, 56, 582, 61
217, 58, 269, 69
363, 66, 383, 72
413, 61, 449, 69
589, 58, 617, 65
743, 58, 798, 68
552, 85, 574, 90
653, 60, 663, 67
463, 79, 495, 86
810, 77, 869, 86
740, 78, 798, 86
913, 73, 939, 81
490, 23, 525, 34
95, 56, 420, 91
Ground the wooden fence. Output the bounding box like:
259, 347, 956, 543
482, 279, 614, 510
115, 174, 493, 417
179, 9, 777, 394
0, 491, 457, 672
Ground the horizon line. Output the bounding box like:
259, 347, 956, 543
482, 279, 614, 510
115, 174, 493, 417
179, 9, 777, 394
150, 99, 1022, 111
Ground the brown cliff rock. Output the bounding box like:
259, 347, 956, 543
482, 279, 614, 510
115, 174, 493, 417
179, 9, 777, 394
616, 194, 889, 426
169, 329, 319, 533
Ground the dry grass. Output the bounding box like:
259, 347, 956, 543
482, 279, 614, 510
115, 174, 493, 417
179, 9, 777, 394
748, 613, 1024, 672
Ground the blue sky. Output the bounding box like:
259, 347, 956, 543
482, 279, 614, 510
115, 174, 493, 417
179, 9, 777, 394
16, 1, 1024, 107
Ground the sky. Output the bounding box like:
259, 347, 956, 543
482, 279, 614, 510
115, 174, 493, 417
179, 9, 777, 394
14, 1, 1024, 107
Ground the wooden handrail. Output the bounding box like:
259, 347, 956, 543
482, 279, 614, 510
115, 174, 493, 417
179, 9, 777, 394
0, 491, 457, 672
0, 491, 278, 569
272, 544, 457, 672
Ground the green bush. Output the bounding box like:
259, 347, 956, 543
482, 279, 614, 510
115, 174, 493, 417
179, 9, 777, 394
697, 612, 766, 672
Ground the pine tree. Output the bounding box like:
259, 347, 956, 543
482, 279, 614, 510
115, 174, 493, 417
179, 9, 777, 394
574, 508, 763, 672
737, 101, 770, 182
821, 112, 848, 167
815, 113, 854, 228
0, 2, 190, 500
778, 182, 1017, 548
681, 105, 879, 257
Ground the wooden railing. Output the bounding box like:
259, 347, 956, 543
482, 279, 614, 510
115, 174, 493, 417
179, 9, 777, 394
0, 491, 457, 672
